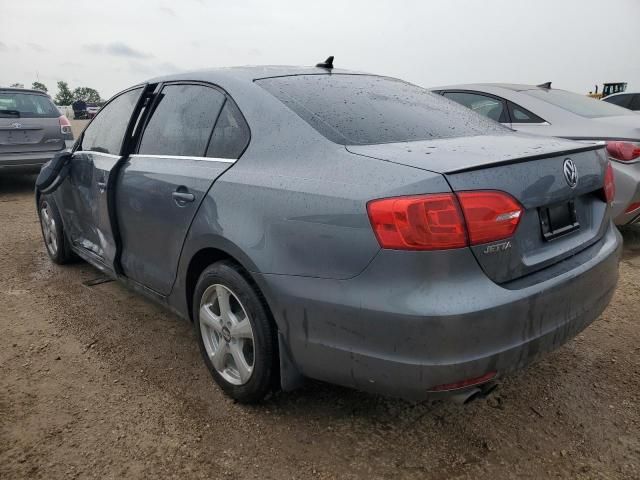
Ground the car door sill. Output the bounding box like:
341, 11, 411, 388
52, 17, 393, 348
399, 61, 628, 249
118, 275, 168, 303
71, 245, 115, 277
72, 244, 179, 313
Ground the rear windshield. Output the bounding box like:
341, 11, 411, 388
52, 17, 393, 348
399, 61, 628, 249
257, 74, 506, 145
0, 91, 60, 118
524, 89, 634, 118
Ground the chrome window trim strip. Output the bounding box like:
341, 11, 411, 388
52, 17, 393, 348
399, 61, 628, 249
74, 151, 236, 163
74, 150, 121, 159
511, 121, 551, 126
129, 154, 236, 163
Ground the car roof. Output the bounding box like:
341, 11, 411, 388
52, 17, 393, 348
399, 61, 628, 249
430, 82, 545, 92
121, 65, 380, 147
145, 65, 368, 88
0, 87, 50, 96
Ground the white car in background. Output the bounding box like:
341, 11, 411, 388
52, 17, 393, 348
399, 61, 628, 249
86, 103, 100, 118
431, 83, 640, 225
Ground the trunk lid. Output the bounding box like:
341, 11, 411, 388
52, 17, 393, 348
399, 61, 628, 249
0, 117, 64, 154
347, 135, 610, 284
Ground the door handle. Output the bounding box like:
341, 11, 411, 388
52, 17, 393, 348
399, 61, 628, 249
172, 190, 195, 204
97, 181, 107, 193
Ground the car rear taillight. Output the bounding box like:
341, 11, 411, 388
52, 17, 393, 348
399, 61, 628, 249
367, 194, 467, 250
58, 115, 72, 135
606, 141, 640, 162
367, 190, 523, 251
456, 191, 523, 245
604, 162, 616, 204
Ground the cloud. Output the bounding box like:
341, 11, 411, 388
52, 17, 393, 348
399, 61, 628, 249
27, 42, 48, 53
0, 41, 6, 51
84, 42, 153, 59
157, 62, 181, 74
127, 61, 181, 76
158, 6, 176, 16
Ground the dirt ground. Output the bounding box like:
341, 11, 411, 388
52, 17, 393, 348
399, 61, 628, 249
1, 127, 639, 479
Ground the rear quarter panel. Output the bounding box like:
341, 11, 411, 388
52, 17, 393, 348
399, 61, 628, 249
179, 142, 449, 279
168, 123, 450, 319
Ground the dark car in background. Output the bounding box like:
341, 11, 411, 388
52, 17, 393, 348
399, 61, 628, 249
430, 83, 640, 225
36, 66, 621, 404
0, 87, 73, 173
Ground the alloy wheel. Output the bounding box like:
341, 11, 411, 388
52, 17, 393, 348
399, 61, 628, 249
199, 284, 255, 385
40, 202, 58, 256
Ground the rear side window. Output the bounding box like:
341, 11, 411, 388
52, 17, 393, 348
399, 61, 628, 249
138, 84, 225, 157
630, 95, 640, 111
257, 75, 505, 145
507, 101, 546, 123
525, 88, 633, 118
206, 100, 250, 159
0, 91, 59, 118
603, 94, 632, 108
81, 88, 142, 155
442, 91, 508, 123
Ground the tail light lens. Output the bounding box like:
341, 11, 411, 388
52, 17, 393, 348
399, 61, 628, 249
457, 191, 523, 244
367, 194, 467, 250
604, 162, 615, 204
606, 141, 640, 162
367, 190, 523, 251
58, 115, 72, 135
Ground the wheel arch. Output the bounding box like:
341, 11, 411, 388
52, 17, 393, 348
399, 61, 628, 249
184, 247, 242, 322
181, 244, 305, 392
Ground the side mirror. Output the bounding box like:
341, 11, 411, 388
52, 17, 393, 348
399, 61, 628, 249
36, 150, 73, 193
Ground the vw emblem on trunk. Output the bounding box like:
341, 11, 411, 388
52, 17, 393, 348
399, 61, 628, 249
10, 122, 22, 129
563, 158, 578, 188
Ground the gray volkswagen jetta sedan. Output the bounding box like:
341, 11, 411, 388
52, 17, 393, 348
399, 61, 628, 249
1, 87, 73, 173
36, 65, 621, 403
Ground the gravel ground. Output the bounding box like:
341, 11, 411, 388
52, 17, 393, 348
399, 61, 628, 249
1, 131, 639, 478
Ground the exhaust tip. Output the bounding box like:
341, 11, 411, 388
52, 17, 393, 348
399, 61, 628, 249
447, 382, 499, 405
449, 387, 482, 405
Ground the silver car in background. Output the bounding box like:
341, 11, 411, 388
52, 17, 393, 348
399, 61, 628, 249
0, 87, 74, 173
603, 91, 640, 112
431, 83, 640, 225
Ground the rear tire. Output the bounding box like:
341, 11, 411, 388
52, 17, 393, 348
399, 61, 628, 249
193, 261, 278, 403
38, 195, 74, 265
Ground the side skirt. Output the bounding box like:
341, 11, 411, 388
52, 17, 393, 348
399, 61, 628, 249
71, 244, 188, 322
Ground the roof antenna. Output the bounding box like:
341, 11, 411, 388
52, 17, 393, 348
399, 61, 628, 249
316, 56, 334, 69
537, 81, 552, 89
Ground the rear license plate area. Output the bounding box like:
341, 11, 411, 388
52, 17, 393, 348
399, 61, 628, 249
539, 200, 579, 241
0, 130, 35, 145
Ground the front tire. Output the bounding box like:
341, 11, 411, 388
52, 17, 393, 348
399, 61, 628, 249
38, 195, 74, 264
194, 261, 278, 403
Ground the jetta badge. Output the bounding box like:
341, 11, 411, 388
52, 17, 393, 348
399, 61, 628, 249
10, 122, 22, 129
563, 158, 578, 188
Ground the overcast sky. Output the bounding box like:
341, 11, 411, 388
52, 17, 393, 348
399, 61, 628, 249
1, 0, 638, 100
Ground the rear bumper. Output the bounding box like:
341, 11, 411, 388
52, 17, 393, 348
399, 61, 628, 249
256, 223, 622, 401
612, 160, 640, 225
0, 149, 62, 173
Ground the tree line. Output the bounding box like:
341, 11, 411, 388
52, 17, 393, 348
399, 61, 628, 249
10, 81, 103, 105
